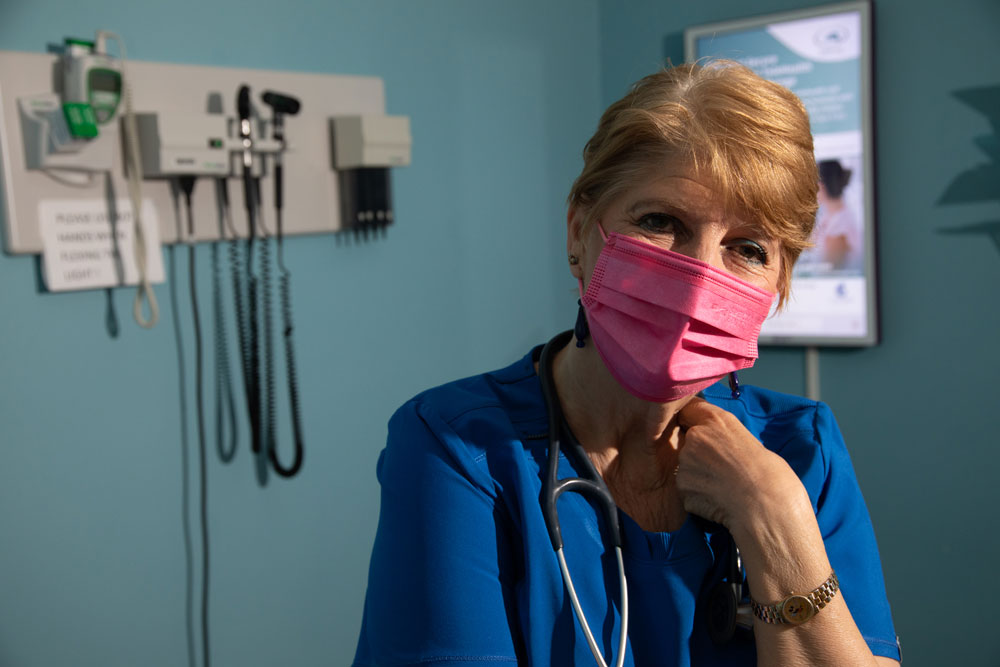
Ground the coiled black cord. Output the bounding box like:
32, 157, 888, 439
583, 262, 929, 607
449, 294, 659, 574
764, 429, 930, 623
260, 232, 278, 468
213, 180, 238, 463
248, 240, 262, 460
211, 188, 238, 463
270, 206, 304, 477
229, 229, 251, 415
248, 179, 267, 486
236, 170, 264, 486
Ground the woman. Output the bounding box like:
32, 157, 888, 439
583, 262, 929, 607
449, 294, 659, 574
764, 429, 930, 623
353, 62, 899, 666
813, 159, 863, 272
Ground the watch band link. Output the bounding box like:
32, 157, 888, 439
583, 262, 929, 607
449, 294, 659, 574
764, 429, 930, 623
750, 570, 839, 625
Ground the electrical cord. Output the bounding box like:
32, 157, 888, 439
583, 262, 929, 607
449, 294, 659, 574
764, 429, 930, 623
178, 175, 211, 667
260, 93, 306, 477
235, 85, 264, 484
213, 180, 238, 463
246, 188, 263, 467
260, 226, 277, 469
96, 31, 159, 328
228, 197, 252, 438
228, 174, 266, 483
237, 85, 304, 481
270, 204, 305, 476
259, 208, 303, 477
168, 240, 197, 667
248, 178, 267, 486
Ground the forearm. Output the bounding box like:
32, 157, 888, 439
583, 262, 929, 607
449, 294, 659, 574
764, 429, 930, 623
676, 399, 898, 665
732, 485, 881, 667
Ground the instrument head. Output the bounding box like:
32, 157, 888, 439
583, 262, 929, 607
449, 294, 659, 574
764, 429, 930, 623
262, 90, 301, 116
237, 84, 252, 121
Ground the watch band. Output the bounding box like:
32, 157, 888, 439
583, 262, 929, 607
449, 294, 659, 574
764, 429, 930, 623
750, 570, 839, 625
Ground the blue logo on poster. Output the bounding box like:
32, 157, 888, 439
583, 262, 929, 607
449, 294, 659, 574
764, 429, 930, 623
815, 25, 850, 48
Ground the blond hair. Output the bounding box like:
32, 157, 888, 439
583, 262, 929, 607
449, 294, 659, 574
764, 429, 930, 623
568, 61, 817, 306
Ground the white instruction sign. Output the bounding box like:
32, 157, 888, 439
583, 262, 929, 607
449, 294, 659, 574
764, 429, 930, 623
39, 199, 165, 292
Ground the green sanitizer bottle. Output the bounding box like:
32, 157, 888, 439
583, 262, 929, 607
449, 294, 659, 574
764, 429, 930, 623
61, 36, 122, 139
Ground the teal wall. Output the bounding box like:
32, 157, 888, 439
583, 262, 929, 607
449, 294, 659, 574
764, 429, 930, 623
2, 0, 998, 665
0, 1, 599, 665
599, 0, 1000, 665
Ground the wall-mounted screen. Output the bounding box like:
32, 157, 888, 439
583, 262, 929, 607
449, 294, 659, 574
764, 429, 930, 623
685, 1, 878, 346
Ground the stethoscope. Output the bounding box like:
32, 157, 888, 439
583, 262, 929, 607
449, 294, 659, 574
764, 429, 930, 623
538, 331, 754, 667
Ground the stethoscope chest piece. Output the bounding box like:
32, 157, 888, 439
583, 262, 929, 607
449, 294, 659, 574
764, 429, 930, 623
704, 535, 754, 645
706, 579, 739, 645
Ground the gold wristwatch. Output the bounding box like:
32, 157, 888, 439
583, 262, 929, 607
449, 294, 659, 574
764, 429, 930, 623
750, 571, 839, 625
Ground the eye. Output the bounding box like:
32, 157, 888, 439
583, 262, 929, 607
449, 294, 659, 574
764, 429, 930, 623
728, 238, 770, 266
635, 213, 685, 237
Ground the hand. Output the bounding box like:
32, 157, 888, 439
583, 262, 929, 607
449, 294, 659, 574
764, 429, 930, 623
674, 397, 805, 534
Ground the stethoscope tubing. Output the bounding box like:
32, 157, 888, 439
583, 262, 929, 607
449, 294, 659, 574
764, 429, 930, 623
556, 546, 629, 667
539, 330, 754, 661
539, 331, 629, 667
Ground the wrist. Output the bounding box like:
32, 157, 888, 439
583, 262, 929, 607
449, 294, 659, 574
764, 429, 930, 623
729, 482, 830, 604
750, 570, 840, 625
728, 463, 813, 547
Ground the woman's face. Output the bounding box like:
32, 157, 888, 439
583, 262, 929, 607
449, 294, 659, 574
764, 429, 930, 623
568, 166, 782, 296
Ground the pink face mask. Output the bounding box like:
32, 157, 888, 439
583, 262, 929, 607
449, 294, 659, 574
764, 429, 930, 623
580, 227, 775, 403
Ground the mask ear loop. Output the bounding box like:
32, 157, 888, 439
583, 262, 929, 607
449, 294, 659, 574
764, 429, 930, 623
728, 372, 742, 399
573, 222, 608, 348
574, 300, 589, 347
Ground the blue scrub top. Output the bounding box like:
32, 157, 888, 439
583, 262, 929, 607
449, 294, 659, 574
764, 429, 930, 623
353, 345, 900, 666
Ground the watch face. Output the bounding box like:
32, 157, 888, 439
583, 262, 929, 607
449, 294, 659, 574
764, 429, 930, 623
781, 595, 816, 624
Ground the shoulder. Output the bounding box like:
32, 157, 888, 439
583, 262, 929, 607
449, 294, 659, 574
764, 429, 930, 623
703, 382, 849, 506
406, 350, 537, 421
395, 345, 546, 440
382, 346, 548, 493
702, 381, 831, 444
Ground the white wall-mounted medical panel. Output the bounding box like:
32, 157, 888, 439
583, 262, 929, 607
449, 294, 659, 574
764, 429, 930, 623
0, 51, 386, 254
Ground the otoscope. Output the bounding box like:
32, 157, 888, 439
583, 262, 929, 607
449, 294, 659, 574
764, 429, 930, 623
261, 91, 300, 219
235, 85, 264, 480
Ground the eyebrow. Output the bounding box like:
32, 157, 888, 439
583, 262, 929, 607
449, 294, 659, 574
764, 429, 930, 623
626, 199, 684, 215
627, 198, 776, 242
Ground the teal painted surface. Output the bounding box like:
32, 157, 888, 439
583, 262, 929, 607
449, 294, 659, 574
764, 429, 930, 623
4, 0, 998, 664
0, 1, 599, 665
598, 0, 999, 664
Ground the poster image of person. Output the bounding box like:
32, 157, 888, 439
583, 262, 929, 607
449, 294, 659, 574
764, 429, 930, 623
797, 158, 865, 275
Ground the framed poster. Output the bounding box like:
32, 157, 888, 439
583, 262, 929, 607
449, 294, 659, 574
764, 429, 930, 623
686, 1, 878, 346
